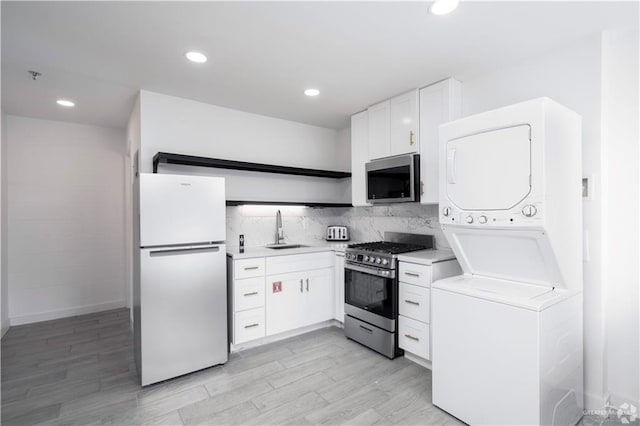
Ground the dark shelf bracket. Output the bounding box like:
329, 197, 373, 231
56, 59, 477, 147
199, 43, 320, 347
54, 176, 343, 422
153, 152, 351, 179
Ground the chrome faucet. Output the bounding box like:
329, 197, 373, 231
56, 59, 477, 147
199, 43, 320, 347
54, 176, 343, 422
275, 209, 284, 244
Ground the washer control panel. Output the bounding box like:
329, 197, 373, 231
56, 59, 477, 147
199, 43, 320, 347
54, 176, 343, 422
439, 200, 544, 227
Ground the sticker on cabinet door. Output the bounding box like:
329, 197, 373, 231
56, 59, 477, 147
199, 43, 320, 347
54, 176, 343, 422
272, 282, 282, 293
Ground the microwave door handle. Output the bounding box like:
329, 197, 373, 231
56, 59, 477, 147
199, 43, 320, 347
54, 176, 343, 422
447, 148, 457, 184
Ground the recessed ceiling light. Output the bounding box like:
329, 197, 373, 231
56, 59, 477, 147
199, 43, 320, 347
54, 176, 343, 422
185, 51, 207, 63
304, 89, 320, 97
56, 99, 75, 107
430, 0, 459, 15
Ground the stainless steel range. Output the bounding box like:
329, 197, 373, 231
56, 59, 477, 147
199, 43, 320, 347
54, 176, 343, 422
344, 232, 434, 359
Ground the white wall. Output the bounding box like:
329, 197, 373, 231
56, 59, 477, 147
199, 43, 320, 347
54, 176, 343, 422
138, 91, 345, 174
1, 109, 8, 337
601, 28, 639, 408
335, 127, 351, 172
460, 33, 607, 408
125, 96, 141, 326
1, 0, 8, 337
6, 115, 127, 325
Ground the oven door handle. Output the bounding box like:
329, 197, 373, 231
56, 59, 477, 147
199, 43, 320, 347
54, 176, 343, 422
345, 263, 396, 279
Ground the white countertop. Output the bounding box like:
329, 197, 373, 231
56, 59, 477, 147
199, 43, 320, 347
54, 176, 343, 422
226, 242, 350, 259
397, 249, 457, 265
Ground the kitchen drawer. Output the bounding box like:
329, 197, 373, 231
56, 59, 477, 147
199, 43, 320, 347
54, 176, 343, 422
234, 277, 265, 312
398, 315, 430, 360
266, 252, 334, 275
399, 282, 430, 323
234, 307, 265, 344
398, 262, 432, 287
234, 258, 266, 280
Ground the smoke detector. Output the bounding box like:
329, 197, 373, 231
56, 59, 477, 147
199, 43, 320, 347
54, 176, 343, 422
28, 70, 42, 80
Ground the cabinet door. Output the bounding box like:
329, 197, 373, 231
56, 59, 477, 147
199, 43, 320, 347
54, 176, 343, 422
390, 90, 419, 156
351, 111, 371, 206
265, 272, 304, 335
334, 254, 345, 322
368, 100, 391, 160
303, 268, 334, 327
419, 78, 462, 204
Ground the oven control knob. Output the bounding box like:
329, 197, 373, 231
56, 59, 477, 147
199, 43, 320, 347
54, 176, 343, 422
443, 207, 451, 217
364, 256, 370, 262
466, 215, 474, 224
479, 215, 488, 224
375, 257, 382, 264
382, 259, 389, 266
522, 204, 537, 217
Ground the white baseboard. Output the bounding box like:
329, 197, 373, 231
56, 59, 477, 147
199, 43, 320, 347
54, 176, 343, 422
230, 319, 342, 353
9, 300, 127, 326
584, 390, 610, 411
405, 351, 432, 370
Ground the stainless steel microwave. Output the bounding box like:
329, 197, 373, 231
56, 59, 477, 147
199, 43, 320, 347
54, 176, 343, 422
366, 154, 420, 204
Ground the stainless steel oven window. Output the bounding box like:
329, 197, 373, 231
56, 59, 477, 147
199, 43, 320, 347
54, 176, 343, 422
345, 268, 395, 319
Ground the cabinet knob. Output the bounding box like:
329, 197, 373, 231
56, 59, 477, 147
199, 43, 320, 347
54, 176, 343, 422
409, 130, 415, 145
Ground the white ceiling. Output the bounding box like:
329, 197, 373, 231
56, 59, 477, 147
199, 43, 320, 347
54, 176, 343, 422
2, 1, 637, 130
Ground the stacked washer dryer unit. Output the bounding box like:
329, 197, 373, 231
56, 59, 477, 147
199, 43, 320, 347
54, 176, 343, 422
432, 98, 583, 426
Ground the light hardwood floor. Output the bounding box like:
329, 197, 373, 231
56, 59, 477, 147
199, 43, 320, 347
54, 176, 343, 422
0, 308, 619, 426
0, 308, 460, 426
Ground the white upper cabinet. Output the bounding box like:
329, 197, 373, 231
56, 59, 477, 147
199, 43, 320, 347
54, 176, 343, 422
351, 111, 371, 207
367, 100, 391, 160
367, 91, 419, 161
419, 78, 462, 205
353, 78, 461, 205
390, 90, 419, 157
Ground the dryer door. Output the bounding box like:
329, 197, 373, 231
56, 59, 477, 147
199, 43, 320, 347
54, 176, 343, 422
445, 125, 531, 211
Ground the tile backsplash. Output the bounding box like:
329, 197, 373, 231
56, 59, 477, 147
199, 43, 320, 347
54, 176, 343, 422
226, 203, 448, 249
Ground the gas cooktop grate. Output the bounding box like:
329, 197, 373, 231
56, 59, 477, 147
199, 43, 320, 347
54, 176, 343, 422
347, 241, 429, 254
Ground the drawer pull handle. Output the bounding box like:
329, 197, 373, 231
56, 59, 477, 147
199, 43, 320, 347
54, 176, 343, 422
404, 272, 420, 277
244, 266, 259, 271
405, 300, 420, 306
306, 278, 309, 292
243, 292, 259, 297
300, 279, 303, 293
359, 325, 373, 334
404, 334, 419, 341
244, 323, 260, 329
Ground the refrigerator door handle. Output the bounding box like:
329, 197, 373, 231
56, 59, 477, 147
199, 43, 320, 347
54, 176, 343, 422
149, 246, 221, 257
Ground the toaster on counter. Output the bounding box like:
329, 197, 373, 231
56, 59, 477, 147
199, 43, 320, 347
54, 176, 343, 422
326, 226, 349, 241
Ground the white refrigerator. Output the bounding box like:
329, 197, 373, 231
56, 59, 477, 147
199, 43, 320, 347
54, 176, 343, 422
134, 173, 228, 386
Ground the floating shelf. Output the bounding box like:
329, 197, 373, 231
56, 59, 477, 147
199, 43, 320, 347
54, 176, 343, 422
153, 152, 351, 179
226, 200, 352, 208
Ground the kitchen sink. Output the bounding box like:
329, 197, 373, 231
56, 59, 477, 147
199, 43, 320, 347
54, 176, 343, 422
264, 244, 309, 250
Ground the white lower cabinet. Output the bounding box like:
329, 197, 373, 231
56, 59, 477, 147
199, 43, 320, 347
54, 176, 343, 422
399, 282, 430, 323
334, 253, 345, 322
399, 316, 430, 360
398, 258, 461, 362
233, 276, 265, 312
266, 267, 333, 335
398, 260, 433, 361
229, 252, 336, 346
234, 308, 265, 344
